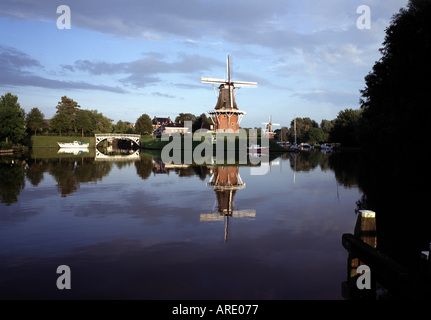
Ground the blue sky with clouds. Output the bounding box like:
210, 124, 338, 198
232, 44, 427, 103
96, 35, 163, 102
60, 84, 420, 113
0, 0, 409, 128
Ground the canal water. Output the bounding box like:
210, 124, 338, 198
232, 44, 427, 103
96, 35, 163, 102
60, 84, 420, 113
0, 147, 429, 300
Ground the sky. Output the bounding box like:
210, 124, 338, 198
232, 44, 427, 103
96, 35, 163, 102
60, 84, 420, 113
0, 0, 409, 129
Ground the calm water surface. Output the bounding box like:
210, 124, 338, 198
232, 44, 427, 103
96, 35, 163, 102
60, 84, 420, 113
0, 149, 368, 299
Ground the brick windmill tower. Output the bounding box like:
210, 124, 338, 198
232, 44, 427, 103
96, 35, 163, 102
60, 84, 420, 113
202, 55, 257, 133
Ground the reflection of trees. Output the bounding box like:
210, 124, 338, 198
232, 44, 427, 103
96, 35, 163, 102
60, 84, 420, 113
74, 159, 112, 183
177, 166, 202, 178
288, 151, 362, 190
288, 151, 326, 172
191, 166, 212, 181
0, 157, 26, 205
49, 159, 79, 196
286, 150, 362, 188
25, 159, 45, 186
115, 161, 134, 170
49, 158, 112, 197
328, 152, 361, 189
135, 157, 154, 180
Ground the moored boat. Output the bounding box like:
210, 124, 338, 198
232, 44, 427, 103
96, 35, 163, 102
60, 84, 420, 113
301, 143, 311, 150
57, 141, 89, 148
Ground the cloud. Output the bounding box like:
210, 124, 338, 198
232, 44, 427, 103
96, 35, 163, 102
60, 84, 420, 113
292, 88, 361, 107
0, 44, 125, 93
152, 92, 176, 99
62, 53, 224, 88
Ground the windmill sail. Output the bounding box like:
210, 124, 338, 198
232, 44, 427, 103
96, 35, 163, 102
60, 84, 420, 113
202, 55, 257, 132
201, 77, 226, 83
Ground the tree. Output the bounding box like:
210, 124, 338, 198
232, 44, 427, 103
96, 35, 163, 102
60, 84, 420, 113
304, 127, 326, 144
88, 110, 113, 134
50, 111, 71, 136
274, 127, 289, 142
114, 120, 134, 134
358, 0, 431, 154
26, 107, 45, 136
329, 109, 362, 147
135, 114, 153, 135
75, 109, 94, 137
55, 96, 81, 133
287, 117, 318, 144
320, 119, 335, 141
192, 113, 212, 132
0, 93, 26, 147
175, 113, 196, 124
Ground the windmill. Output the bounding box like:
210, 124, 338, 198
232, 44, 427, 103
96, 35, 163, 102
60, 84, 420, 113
262, 115, 280, 139
202, 55, 257, 132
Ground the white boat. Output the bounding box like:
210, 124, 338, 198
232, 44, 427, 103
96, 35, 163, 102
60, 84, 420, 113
57, 141, 89, 148
247, 144, 269, 154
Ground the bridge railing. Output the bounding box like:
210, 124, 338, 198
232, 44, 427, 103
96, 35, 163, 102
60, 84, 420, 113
95, 133, 141, 146
94, 133, 141, 138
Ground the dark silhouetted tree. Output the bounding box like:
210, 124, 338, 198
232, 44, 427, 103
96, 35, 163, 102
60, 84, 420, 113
358, 0, 431, 155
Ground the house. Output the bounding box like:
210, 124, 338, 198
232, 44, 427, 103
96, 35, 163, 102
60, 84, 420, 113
152, 116, 173, 131
163, 122, 189, 136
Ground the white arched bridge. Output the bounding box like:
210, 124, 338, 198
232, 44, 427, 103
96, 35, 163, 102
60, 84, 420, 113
95, 133, 141, 146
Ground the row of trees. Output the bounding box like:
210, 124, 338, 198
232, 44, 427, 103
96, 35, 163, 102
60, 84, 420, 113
270, 109, 362, 147
49, 96, 155, 136
49, 96, 121, 137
